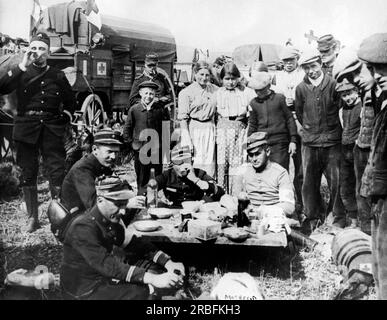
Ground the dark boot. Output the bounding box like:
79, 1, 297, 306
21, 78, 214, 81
22, 186, 40, 233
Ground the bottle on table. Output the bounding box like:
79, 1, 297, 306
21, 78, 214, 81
237, 192, 250, 228
146, 168, 158, 209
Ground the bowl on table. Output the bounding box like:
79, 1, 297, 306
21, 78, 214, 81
148, 208, 174, 219
222, 227, 250, 242
133, 220, 161, 232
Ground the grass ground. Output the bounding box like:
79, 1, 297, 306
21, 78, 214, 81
0, 163, 377, 300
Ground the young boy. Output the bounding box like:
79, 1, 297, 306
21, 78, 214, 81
247, 71, 297, 171
336, 79, 362, 228
123, 81, 170, 190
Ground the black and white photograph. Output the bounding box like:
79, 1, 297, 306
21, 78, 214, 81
0, 0, 387, 304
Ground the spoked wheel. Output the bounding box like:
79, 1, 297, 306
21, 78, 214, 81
80, 94, 107, 133
0, 135, 14, 161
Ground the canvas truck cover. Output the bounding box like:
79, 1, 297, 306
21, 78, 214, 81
32, 1, 176, 63
233, 44, 282, 68
100, 15, 176, 63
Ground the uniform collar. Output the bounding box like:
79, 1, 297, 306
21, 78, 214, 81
87, 153, 113, 176
89, 205, 114, 228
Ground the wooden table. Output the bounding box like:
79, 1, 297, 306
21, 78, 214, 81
128, 209, 288, 248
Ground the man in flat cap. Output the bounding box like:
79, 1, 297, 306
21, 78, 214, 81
0, 32, 76, 232
247, 71, 297, 172
317, 34, 339, 77
272, 46, 305, 217
129, 52, 172, 108
336, 79, 362, 229
61, 176, 185, 300
357, 33, 387, 299
61, 128, 145, 217
123, 80, 171, 190
295, 48, 345, 234
139, 145, 224, 207
332, 47, 378, 235
232, 132, 295, 218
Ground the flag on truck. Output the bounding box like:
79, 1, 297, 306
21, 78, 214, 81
84, 0, 102, 30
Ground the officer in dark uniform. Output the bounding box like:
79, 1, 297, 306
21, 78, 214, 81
61, 177, 185, 300
0, 32, 75, 232
61, 128, 145, 215
140, 145, 225, 207
317, 34, 339, 77
128, 52, 172, 108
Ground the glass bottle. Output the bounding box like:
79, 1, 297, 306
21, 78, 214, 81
146, 168, 158, 209
237, 192, 250, 228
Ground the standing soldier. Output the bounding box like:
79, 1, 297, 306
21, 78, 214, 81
317, 34, 339, 77
357, 33, 387, 300
0, 32, 75, 232
129, 52, 172, 108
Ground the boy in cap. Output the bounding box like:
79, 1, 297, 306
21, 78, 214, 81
272, 46, 305, 216
247, 71, 297, 171
129, 52, 172, 107
140, 145, 225, 207
317, 34, 339, 76
232, 132, 295, 218
332, 47, 378, 234
336, 79, 362, 229
61, 128, 146, 215
295, 48, 345, 234
123, 80, 171, 190
61, 175, 185, 300
357, 33, 387, 299
0, 32, 76, 232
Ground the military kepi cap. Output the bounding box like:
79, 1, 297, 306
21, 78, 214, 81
317, 34, 336, 51
171, 145, 192, 164
30, 32, 50, 47
357, 33, 387, 64
94, 128, 122, 145
145, 52, 159, 64
247, 132, 268, 153
336, 79, 356, 92
138, 80, 160, 90
96, 176, 134, 202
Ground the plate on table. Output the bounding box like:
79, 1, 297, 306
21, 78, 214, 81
148, 208, 174, 219
222, 227, 250, 242
133, 221, 161, 232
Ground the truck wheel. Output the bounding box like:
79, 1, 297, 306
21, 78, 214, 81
80, 94, 107, 132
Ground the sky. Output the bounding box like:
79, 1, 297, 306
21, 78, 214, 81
1, 0, 387, 53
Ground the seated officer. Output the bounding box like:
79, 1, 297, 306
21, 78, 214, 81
61, 177, 185, 300
232, 132, 295, 218
140, 145, 225, 207
61, 128, 145, 215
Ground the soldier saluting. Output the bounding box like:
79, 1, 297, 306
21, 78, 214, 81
0, 32, 76, 232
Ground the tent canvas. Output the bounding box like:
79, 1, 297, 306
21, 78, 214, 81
232, 44, 282, 67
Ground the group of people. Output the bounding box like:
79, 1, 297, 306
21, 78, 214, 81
1, 29, 387, 300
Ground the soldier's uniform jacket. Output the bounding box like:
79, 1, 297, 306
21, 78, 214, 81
144, 168, 225, 207
61, 205, 170, 299
61, 153, 113, 213
129, 72, 172, 107
0, 63, 75, 144
361, 94, 387, 200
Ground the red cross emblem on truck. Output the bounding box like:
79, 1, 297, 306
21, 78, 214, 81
97, 62, 107, 76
